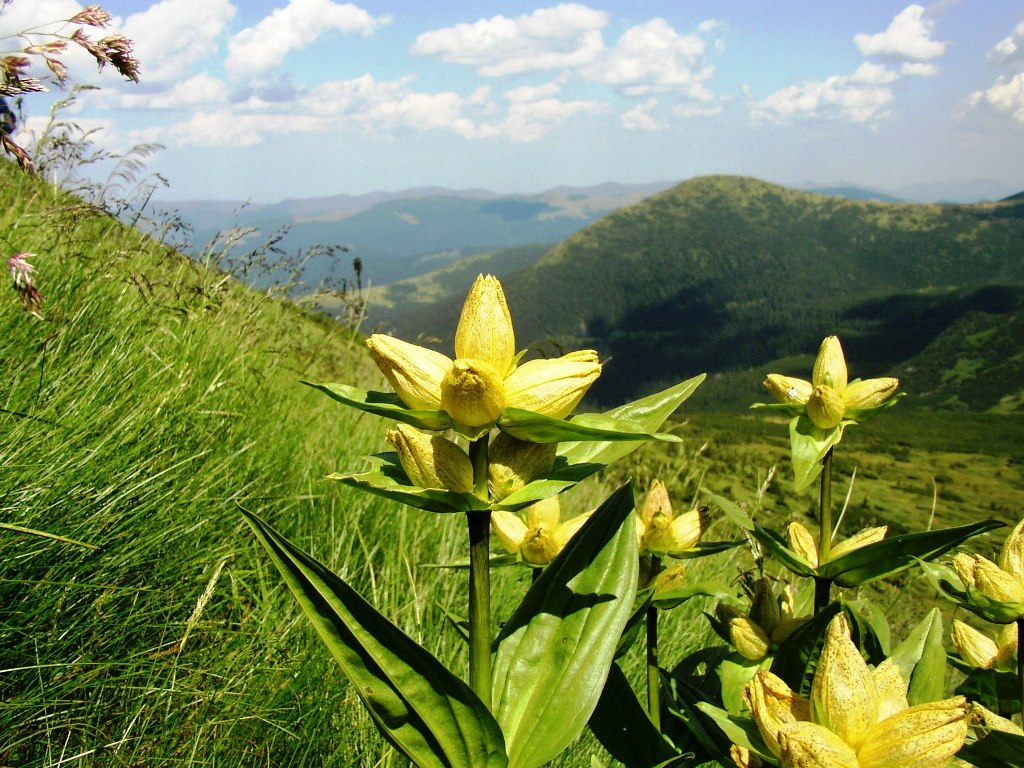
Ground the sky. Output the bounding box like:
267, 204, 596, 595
2, 0, 1023, 202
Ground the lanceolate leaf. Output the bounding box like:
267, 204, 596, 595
771, 602, 841, 696
492, 483, 639, 768
327, 468, 489, 514
241, 509, 507, 768
889, 607, 946, 706
957, 731, 1024, 768
302, 381, 451, 431
498, 408, 683, 445
817, 519, 1005, 587
559, 374, 705, 467
789, 415, 847, 491
749, 524, 816, 578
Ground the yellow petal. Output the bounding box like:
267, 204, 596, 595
974, 555, 1024, 604
843, 377, 900, 409
763, 374, 813, 405
729, 616, 771, 661
667, 506, 708, 555
487, 432, 557, 501
787, 521, 820, 569
806, 385, 845, 430
641, 479, 673, 526
454, 274, 516, 376
828, 526, 887, 562
972, 702, 1024, 736
777, 721, 860, 768
491, 510, 528, 554
952, 619, 1001, 669
385, 424, 473, 493
871, 658, 909, 722
858, 697, 970, 768
997, 517, 1024, 583
812, 336, 848, 393
525, 496, 561, 530
810, 614, 877, 751
366, 334, 451, 410
503, 350, 601, 419
518, 501, 566, 565
440, 358, 506, 428
729, 744, 758, 768
996, 622, 1018, 662
744, 669, 811, 759
650, 563, 687, 596
554, 511, 592, 552
952, 552, 978, 589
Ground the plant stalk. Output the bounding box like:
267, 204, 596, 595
1018, 618, 1023, 727
646, 555, 662, 729
814, 447, 834, 614
467, 437, 492, 710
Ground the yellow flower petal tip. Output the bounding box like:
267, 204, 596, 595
366, 334, 451, 410
504, 351, 601, 419
455, 275, 516, 376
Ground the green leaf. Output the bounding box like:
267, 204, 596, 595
770, 602, 841, 696
817, 519, 1005, 587
692, 701, 772, 765
653, 580, 736, 610
789, 415, 847, 491
703, 492, 753, 531
919, 557, 1024, 624
889, 607, 946, 705
842, 597, 890, 663
955, 668, 1022, 716
957, 730, 1024, 768
492, 483, 639, 768
498, 408, 682, 445
749, 524, 816, 578
588, 662, 680, 768
718, 653, 766, 714
559, 374, 705, 467
241, 509, 507, 768
302, 381, 451, 431
328, 469, 489, 514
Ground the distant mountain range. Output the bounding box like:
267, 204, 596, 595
374, 175, 1024, 409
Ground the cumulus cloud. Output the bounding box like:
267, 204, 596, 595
123, 0, 236, 82
411, 3, 608, 77
854, 4, 946, 61
989, 21, 1024, 68
490, 96, 608, 141
752, 72, 894, 124
621, 98, 665, 130
962, 22, 1024, 124
226, 0, 389, 80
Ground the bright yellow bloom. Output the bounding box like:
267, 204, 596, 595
744, 614, 970, 768
487, 432, 558, 501
636, 479, 707, 557
951, 619, 1017, 669
491, 496, 591, 565
786, 521, 887, 569
763, 336, 899, 429
366, 274, 601, 430
716, 579, 808, 662
954, 542, 1024, 610
385, 424, 474, 493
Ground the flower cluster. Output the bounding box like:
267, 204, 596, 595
786, 521, 887, 569
952, 518, 1024, 621
714, 578, 807, 662
740, 614, 971, 768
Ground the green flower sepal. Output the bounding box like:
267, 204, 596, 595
921, 560, 1024, 625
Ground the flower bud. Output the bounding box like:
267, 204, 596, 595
811, 614, 876, 750
972, 702, 1024, 736
857, 698, 970, 768
651, 563, 688, 596
519, 497, 570, 565
806, 385, 845, 430
454, 275, 516, 376
953, 552, 978, 589
844, 377, 900, 409
385, 424, 473, 493
998, 518, 1024, 582
488, 432, 557, 501
729, 616, 771, 660
787, 521, 820, 568
952, 619, 1001, 669
829, 526, 887, 561
503, 350, 601, 419
366, 334, 451, 410
750, 578, 782, 634
440, 358, 506, 427
763, 373, 812, 405
812, 336, 848, 392
974, 555, 1024, 605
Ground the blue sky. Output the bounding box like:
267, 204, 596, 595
3, 1, 1023, 201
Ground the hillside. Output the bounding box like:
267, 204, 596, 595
387, 175, 1024, 406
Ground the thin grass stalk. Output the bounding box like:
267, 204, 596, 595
814, 448, 834, 614
467, 437, 492, 710
1018, 618, 1023, 726
646, 554, 662, 729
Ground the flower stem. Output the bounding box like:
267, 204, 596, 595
1018, 618, 1023, 726
814, 447, 834, 614
646, 555, 662, 729
467, 437, 492, 710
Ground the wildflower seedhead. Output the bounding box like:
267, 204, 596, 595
7, 252, 43, 317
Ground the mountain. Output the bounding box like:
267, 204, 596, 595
385, 175, 1024, 407
158, 181, 676, 290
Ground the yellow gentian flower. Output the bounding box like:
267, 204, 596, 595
385, 424, 474, 493
716, 578, 808, 661
366, 274, 601, 431
636, 479, 707, 557
744, 614, 970, 768
953, 519, 1024, 616
491, 496, 592, 565
763, 336, 899, 429
951, 619, 1017, 670
786, 521, 888, 569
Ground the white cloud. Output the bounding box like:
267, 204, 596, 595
412, 4, 608, 77
900, 61, 938, 77
123, 0, 236, 82
226, 0, 389, 80
853, 4, 945, 61
752, 72, 893, 124
492, 96, 608, 141
0, 0, 83, 33
581, 18, 720, 100
504, 81, 564, 103
621, 98, 664, 130
849, 62, 899, 85
989, 21, 1024, 68
964, 73, 1024, 124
